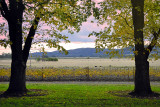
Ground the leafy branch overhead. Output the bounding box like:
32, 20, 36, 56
90, 0, 160, 58
0, 0, 95, 95
0, 0, 94, 53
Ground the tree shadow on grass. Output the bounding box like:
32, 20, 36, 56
108, 91, 160, 99
0, 89, 48, 98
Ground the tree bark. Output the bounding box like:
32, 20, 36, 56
1, 0, 27, 96
0, 0, 42, 96
4, 23, 27, 95
130, 0, 152, 96
133, 55, 152, 95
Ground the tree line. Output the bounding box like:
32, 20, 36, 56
0, 53, 11, 58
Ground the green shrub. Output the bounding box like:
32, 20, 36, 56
44, 58, 58, 61
36, 57, 58, 61
36, 57, 41, 61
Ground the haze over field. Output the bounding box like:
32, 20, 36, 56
0, 59, 160, 68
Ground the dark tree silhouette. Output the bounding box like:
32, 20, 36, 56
91, 0, 160, 96
130, 0, 160, 96
0, 0, 92, 96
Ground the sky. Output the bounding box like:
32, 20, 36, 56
0, 0, 105, 54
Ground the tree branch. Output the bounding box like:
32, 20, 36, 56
119, 14, 133, 29
22, 0, 51, 63
0, 0, 9, 20
22, 14, 41, 63
145, 28, 160, 59
17, 0, 25, 14
1, 0, 9, 13
0, 9, 6, 18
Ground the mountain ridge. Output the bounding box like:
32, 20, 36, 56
32, 47, 134, 57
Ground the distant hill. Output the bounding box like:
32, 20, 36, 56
32, 48, 134, 58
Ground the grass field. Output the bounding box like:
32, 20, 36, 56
1, 58, 160, 81
0, 83, 160, 106
0, 58, 160, 68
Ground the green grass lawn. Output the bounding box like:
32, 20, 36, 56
0, 83, 160, 107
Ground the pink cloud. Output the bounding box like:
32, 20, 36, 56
0, 36, 7, 40
81, 16, 108, 32
0, 17, 6, 23
93, 0, 104, 7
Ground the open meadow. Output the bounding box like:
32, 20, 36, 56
0, 58, 160, 81
0, 58, 160, 68
0, 83, 160, 106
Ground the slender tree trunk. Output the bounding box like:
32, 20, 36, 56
130, 0, 152, 96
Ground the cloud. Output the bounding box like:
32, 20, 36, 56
78, 35, 96, 40
0, 0, 106, 54
81, 16, 108, 32
0, 46, 11, 55
0, 17, 6, 23
60, 42, 95, 50
93, 0, 104, 7
61, 15, 108, 42
0, 36, 8, 40
29, 42, 95, 54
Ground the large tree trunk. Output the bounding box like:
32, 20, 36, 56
4, 27, 27, 95
5, 21, 27, 95
1, 0, 40, 96
133, 55, 152, 95
1, 0, 41, 96
3, 1, 27, 96
130, 0, 152, 96
7, 57, 27, 95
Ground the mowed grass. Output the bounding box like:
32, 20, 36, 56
0, 83, 160, 106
